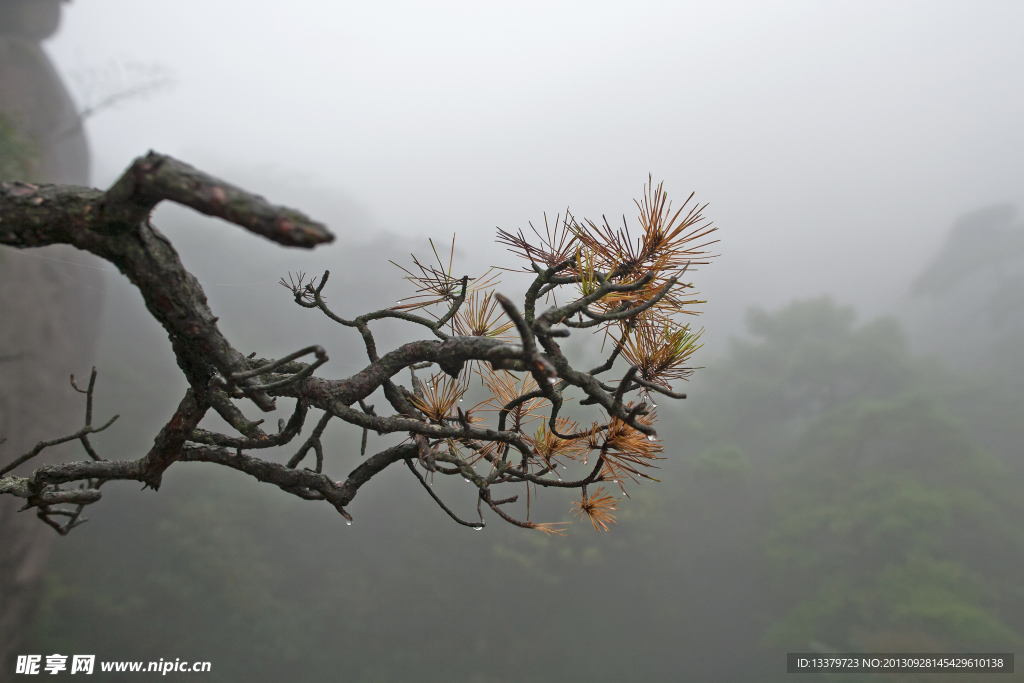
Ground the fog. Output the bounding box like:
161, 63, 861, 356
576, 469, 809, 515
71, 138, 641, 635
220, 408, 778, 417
49, 0, 1024, 342
7, 1, 1024, 681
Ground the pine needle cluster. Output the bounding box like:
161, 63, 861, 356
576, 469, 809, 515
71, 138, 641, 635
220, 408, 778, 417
376, 177, 717, 533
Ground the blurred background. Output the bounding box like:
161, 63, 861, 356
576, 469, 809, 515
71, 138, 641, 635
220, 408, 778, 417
2, 0, 1024, 680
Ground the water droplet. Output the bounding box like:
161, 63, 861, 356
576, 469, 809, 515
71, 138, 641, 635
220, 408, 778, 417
647, 434, 656, 441
459, 398, 463, 402
463, 478, 470, 483
561, 465, 567, 470
651, 403, 658, 408
547, 376, 557, 384
472, 524, 484, 531
345, 520, 352, 526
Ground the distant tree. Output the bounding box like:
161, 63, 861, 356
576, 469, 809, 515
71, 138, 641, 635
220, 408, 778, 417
684, 297, 924, 465
763, 394, 1024, 655
905, 205, 1024, 375
0, 156, 716, 535
677, 297, 1024, 671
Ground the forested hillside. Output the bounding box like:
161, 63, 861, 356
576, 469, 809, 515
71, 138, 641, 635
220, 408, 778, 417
25, 207, 1024, 682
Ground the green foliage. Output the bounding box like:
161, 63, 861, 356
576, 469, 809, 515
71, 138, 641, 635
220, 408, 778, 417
685, 297, 928, 462
764, 396, 1024, 651
678, 296, 1024, 668
26, 286, 1024, 680
0, 112, 37, 182
692, 442, 751, 482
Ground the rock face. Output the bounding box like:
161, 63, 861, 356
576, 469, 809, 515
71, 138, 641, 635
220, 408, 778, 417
0, 0, 103, 674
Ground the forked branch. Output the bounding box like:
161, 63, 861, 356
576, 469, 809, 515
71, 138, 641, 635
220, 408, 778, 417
0, 157, 715, 535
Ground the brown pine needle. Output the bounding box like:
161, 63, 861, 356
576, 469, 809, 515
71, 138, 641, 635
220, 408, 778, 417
528, 521, 571, 537
390, 235, 501, 311
496, 211, 580, 271
409, 372, 466, 422
526, 419, 588, 467
571, 486, 620, 532
474, 369, 548, 430
452, 290, 515, 338
620, 319, 704, 387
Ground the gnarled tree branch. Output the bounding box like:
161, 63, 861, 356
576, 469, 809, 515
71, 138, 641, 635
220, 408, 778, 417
0, 158, 713, 535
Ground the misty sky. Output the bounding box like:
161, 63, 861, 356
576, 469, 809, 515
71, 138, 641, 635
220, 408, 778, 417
44, 0, 1024, 345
